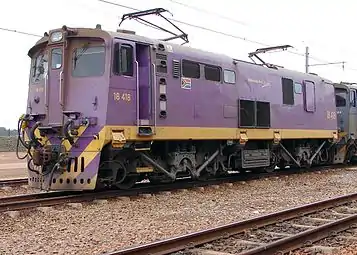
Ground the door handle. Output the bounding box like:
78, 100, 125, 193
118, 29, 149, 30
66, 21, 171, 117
59, 70, 63, 104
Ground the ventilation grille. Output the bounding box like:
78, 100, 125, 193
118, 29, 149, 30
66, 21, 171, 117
239, 100, 255, 127
239, 100, 271, 128
172, 60, 180, 78
256, 101, 270, 127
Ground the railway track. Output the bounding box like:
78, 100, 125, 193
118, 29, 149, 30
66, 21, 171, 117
0, 164, 356, 214
0, 178, 28, 186
105, 192, 357, 255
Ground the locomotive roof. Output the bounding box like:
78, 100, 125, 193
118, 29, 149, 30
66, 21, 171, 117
30, 26, 333, 85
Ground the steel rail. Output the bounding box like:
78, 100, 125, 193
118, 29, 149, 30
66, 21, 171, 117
0, 175, 267, 212
105, 192, 357, 255
0, 178, 28, 186
239, 214, 357, 255
1, 164, 356, 213
0, 190, 80, 204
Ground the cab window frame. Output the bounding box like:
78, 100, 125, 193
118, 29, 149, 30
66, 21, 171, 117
350, 89, 357, 107
31, 51, 48, 84
51, 48, 63, 70
223, 69, 236, 84
204, 64, 221, 82
72, 45, 106, 78
113, 43, 134, 77
182, 59, 200, 79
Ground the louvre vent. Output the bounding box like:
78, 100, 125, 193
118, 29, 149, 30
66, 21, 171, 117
172, 60, 180, 78
238, 100, 271, 128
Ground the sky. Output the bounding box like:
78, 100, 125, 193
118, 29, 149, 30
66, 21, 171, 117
1, 0, 356, 129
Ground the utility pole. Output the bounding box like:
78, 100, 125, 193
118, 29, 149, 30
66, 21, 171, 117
305, 46, 309, 73
305, 45, 345, 73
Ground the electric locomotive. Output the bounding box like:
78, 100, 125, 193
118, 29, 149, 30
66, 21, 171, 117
17, 9, 357, 191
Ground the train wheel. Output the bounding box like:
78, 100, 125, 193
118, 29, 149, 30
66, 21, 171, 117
112, 157, 139, 190
197, 169, 211, 181
115, 175, 139, 189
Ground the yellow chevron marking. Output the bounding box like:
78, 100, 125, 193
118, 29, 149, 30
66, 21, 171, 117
61, 125, 89, 151
64, 126, 108, 180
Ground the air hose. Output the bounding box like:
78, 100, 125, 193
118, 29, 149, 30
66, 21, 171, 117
16, 115, 42, 174
16, 115, 30, 160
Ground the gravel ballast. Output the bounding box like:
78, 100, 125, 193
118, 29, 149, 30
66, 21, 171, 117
2, 168, 357, 255
0, 185, 38, 198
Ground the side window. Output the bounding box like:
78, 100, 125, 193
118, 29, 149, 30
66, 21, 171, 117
304, 80, 316, 112
204, 64, 221, 82
223, 70, 236, 84
335, 88, 347, 107
72, 46, 105, 77
119, 44, 133, 76
281, 77, 294, 105
113, 43, 120, 75
31, 52, 48, 83
350, 89, 356, 107
182, 59, 200, 79
51, 48, 62, 69
294, 82, 302, 94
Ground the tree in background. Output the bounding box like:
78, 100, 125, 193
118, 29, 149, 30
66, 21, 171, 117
0, 127, 17, 137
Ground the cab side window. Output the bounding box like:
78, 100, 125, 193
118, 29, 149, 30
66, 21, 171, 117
182, 59, 200, 79
281, 77, 294, 105
113, 43, 133, 76
350, 89, 356, 107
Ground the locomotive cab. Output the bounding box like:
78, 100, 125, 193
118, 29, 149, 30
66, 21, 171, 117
333, 83, 357, 139
21, 25, 162, 190
27, 27, 108, 128
23, 26, 113, 190
332, 82, 357, 163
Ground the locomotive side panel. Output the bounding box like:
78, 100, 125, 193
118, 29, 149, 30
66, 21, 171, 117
158, 51, 239, 131
236, 62, 337, 137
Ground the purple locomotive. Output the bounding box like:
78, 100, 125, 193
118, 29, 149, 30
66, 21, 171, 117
17, 9, 357, 191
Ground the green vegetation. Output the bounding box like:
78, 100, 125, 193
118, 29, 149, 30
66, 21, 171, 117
0, 127, 26, 152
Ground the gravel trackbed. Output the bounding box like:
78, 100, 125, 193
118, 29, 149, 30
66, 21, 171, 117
2, 168, 357, 255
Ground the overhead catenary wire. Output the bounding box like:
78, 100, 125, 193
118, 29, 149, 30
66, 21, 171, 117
166, 0, 357, 73
98, 0, 304, 55
1, 1, 356, 73
163, 0, 347, 65
0, 27, 42, 38
0, 2, 343, 66
168, 0, 250, 27
98, 0, 357, 71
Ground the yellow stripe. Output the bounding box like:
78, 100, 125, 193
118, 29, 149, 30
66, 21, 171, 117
58, 126, 337, 181
104, 126, 337, 141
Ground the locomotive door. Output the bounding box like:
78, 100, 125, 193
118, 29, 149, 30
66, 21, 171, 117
27, 49, 48, 120
113, 39, 155, 135
135, 43, 154, 134
47, 46, 64, 125
349, 89, 357, 136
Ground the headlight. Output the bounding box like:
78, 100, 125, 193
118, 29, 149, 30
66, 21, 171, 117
50, 32, 63, 42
